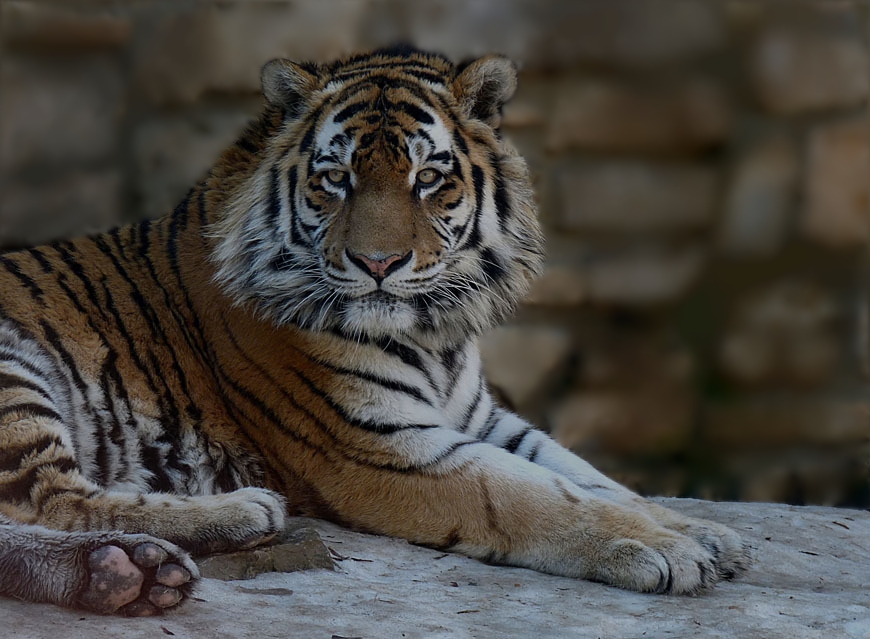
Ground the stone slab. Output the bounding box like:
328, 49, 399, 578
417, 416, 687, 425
1, 499, 867, 638
196, 522, 335, 581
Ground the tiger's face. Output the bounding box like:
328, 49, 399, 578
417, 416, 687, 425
212, 48, 544, 345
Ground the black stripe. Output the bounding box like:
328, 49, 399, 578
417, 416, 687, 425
504, 427, 532, 454
479, 247, 506, 284
298, 122, 317, 153
333, 101, 368, 123
458, 377, 484, 434
0, 402, 62, 423
267, 166, 282, 225
0, 255, 44, 301
477, 407, 500, 441
288, 166, 305, 246
393, 101, 434, 124
52, 242, 110, 323
0, 457, 78, 500
299, 352, 432, 406
0, 349, 51, 382
453, 129, 470, 156
492, 159, 510, 230
457, 164, 485, 249
0, 434, 64, 472
0, 372, 53, 402
429, 151, 451, 163
26, 248, 54, 273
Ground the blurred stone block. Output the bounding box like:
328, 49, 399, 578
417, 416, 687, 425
480, 325, 572, 408
522, 265, 587, 307
703, 400, 867, 450
0, 56, 123, 173
718, 280, 840, 387
0, 169, 123, 248
748, 27, 868, 115
133, 108, 257, 219
547, 79, 731, 154
405, 0, 725, 69
133, 2, 368, 105
584, 244, 706, 306
801, 116, 870, 247
550, 388, 693, 456
557, 163, 719, 233
1, 2, 131, 51
718, 136, 799, 257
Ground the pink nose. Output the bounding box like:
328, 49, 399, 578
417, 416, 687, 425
353, 253, 403, 279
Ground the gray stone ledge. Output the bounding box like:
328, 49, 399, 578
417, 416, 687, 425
3, 499, 868, 638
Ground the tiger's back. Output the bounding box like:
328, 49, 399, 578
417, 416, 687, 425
0, 46, 748, 616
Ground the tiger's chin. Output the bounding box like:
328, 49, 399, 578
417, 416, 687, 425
340, 292, 418, 338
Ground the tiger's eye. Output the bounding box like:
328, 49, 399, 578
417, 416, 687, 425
416, 169, 441, 186
326, 169, 348, 185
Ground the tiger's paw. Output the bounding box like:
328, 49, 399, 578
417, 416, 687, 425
184, 487, 288, 554
640, 503, 751, 582
592, 530, 718, 595
664, 517, 750, 581
77, 538, 198, 616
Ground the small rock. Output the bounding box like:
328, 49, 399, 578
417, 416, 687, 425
196, 521, 335, 581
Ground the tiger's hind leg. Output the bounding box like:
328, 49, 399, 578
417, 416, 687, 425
0, 323, 285, 613
0, 514, 197, 616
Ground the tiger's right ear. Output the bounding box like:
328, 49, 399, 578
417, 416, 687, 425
261, 59, 320, 118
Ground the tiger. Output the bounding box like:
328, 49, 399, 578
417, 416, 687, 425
0, 46, 749, 616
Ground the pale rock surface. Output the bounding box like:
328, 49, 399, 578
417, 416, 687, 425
2, 500, 868, 638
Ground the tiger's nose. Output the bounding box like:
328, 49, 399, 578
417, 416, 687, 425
346, 250, 412, 281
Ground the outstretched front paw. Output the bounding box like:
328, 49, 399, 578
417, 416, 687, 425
594, 530, 719, 595
640, 502, 751, 582
77, 536, 198, 616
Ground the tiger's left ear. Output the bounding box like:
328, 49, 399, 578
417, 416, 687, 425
261, 59, 321, 119
452, 55, 517, 128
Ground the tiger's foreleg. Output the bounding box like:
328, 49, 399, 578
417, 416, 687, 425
314, 426, 719, 594
467, 404, 750, 581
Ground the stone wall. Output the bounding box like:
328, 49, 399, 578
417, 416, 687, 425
1, 0, 868, 506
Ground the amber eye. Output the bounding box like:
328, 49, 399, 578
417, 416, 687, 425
416, 168, 441, 186
325, 169, 348, 185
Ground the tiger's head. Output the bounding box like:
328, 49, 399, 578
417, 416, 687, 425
212, 46, 544, 345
